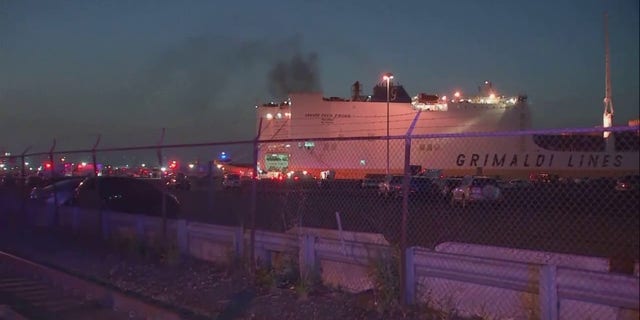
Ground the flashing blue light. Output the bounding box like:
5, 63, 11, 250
218, 152, 230, 162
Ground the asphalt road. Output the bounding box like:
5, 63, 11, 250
170, 179, 639, 263
2, 178, 638, 266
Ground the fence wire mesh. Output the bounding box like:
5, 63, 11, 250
1, 126, 638, 318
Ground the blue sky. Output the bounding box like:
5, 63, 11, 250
0, 0, 638, 153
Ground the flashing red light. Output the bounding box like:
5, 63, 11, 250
169, 160, 178, 170
44, 162, 52, 169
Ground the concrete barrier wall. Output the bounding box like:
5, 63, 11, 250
186, 222, 239, 264
410, 247, 545, 319
17, 204, 640, 320
437, 242, 611, 274
407, 247, 639, 320
556, 267, 639, 319
315, 236, 390, 292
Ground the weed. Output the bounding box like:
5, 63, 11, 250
272, 253, 300, 288
367, 247, 401, 314
254, 265, 276, 291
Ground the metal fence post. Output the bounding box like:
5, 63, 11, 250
88, 135, 104, 240
539, 264, 559, 320
157, 128, 167, 242
250, 119, 262, 275
400, 135, 411, 305
250, 138, 258, 274
299, 233, 317, 281
19, 146, 31, 225
49, 139, 58, 228
404, 246, 416, 305
177, 219, 188, 254
401, 110, 420, 305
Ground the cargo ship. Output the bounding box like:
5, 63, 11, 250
255, 80, 638, 179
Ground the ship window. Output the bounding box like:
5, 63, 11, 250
360, 160, 366, 166
419, 144, 426, 150
427, 144, 433, 151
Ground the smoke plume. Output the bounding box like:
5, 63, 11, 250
139, 35, 321, 116
267, 51, 321, 99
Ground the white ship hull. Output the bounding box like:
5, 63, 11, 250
257, 92, 639, 179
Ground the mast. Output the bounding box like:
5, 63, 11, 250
603, 12, 614, 139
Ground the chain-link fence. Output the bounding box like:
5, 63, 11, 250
1, 125, 638, 318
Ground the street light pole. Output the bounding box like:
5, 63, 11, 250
383, 73, 394, 176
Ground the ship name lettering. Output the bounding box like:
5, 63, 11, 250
305, 113, 351, 119
567, 154, 623, 168
456, 153, 554, 168
457, 153, 623, 168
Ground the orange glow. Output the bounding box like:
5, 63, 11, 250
454, 91, 461, 98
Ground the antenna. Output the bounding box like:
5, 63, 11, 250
603, 12, 614, 138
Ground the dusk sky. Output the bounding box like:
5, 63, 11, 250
1, 0, 638, 156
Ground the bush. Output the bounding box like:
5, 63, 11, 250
368, 248, 401, 313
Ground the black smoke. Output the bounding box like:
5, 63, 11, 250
138, 35, 321, 116
267, 51, 321, 99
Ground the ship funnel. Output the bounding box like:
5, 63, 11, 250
352, 81, 362, 101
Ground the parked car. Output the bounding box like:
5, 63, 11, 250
402, 177, 437, 198
361, 174, 386, 189
29, 177, 85, 206
378, 175, 437, 199
286, 170, 315, 182
378, 175, 404, 197
451, 176, 502, 207
222, 173, 242, 188
165, 172, 191, 190
435, 176, 463, 201
72, 176, 180, 218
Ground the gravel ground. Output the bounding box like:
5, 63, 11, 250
0, 226, 450, 320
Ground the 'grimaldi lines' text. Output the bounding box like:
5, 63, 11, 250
455, 153, 625, 168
